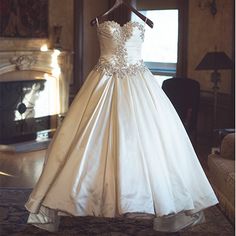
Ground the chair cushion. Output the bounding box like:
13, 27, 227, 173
161, 77, 200, 133
220, 133, 235, 160
208, 154, 235, 205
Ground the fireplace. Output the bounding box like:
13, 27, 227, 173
0, 50, 72, 144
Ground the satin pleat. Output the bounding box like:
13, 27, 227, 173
26, 69, 218, 219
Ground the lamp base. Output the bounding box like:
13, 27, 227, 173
211, 70, 220, 90
211, 70, 221, 130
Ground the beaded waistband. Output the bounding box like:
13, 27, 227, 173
95, 58, 147, 77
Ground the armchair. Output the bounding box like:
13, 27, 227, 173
162, 77, 200, 142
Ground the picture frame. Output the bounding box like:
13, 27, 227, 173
0, 0, 48, 38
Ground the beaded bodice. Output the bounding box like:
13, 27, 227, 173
95, 21, 147, 77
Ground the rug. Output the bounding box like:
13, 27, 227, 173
0, 188, 234, 236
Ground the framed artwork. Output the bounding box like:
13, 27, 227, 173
0, 0, 48, 38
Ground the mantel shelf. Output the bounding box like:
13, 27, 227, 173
0, 49, 74, 53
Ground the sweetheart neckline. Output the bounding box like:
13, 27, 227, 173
97, 20, 145, 30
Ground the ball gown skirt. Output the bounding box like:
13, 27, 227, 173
25, 20, 218, 232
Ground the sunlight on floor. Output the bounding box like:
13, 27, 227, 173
0, 171, 14, 177
0, 149, 46, 188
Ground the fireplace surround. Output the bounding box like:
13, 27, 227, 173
0, 49, 73, 144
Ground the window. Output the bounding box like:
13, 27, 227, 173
133, 0, 188, 86
132, 10, 179, 86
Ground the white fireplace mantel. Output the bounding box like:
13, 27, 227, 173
0, 49, 73, 113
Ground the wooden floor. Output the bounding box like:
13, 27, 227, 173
0, 138, 212, 188
0, 148, 45, 188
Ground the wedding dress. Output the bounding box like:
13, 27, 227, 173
25, 19, 218, 232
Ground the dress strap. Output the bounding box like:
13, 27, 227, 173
96, 17, 99, 26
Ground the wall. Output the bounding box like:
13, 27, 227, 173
49, 0, 74, 51
188, 0, 234, 135
83, 0, 109, 78
188, 0, 234, 94
0, 0, 74, 51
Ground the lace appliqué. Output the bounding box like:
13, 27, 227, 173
130, 22, 145, 41
95, 21, 147, 78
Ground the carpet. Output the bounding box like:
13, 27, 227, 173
0, 188, 234, 236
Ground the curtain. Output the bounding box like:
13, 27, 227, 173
137, 0, 178, 10
176, 0, 188, 77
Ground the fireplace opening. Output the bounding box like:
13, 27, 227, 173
0, 76, 60, 144
0, 50, 72, 148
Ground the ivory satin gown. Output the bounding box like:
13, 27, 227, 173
25, 20, 218, 232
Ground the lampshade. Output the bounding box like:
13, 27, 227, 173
196, 51, 233, 70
